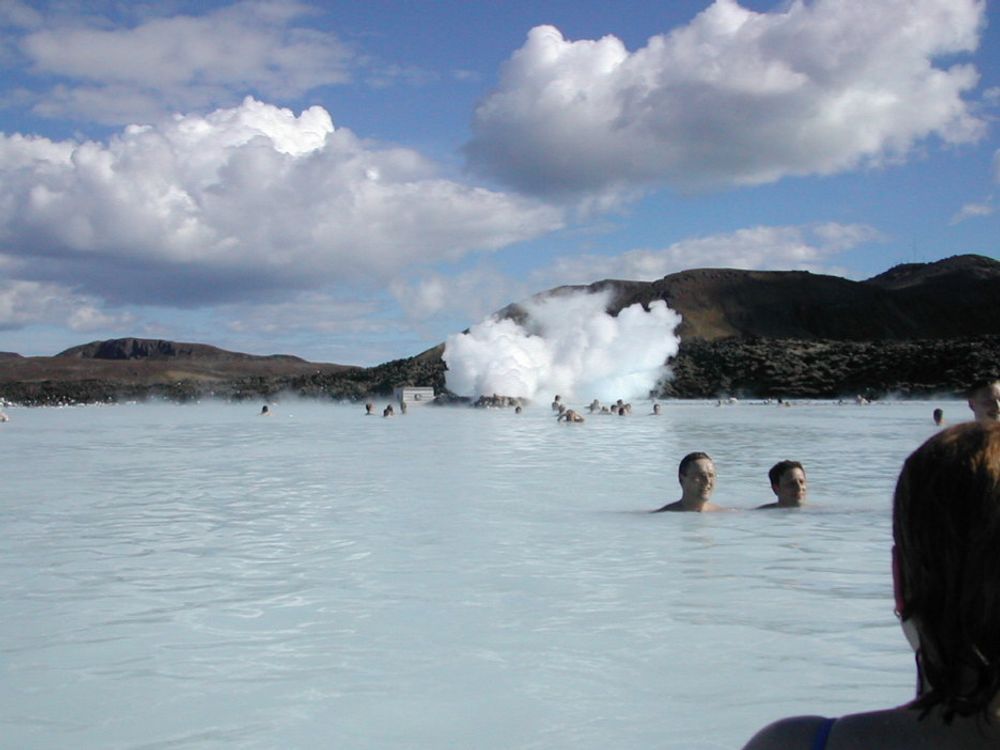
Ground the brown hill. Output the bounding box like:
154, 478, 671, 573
0, 338, 358, 404
57, 337, 308, 362
538, 253, 1000, 342
481, 253, 1000, 398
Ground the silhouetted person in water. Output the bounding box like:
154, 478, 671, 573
967, 379, 1000, 424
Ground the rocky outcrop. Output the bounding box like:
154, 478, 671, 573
58, 337, 307, 362
661, 335, 1000, 399
539, 253, 1000, 342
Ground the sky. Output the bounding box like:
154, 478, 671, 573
0, 0, 997, 366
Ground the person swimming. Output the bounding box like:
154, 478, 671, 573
756, 460, 807, 509
933, 407, 944, 426
741, 422, 1000, 749
653, 452, 725, 512
557, 408, 584, 423
966, 379, 1000, 424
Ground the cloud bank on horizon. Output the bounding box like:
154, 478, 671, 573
0, 0, 995, 363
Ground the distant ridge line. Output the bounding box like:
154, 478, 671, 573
57, 337, 309, 363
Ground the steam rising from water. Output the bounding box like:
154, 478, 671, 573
443, 289, 681, 402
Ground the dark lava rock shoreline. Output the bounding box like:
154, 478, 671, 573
662, 335, 1000, 400
3, 335, 996, 407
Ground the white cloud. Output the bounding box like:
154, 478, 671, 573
390, 265, 524, 324
387, 222, 884, 340
14, 1, 355, 124
0, 279, 133, 331
0, 1, 41, 30
950, 198, 994, 224
0, 98, 563, 308
466, 0, 986, 198
534, 223, 885, 286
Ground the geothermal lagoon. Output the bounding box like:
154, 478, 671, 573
0, 396, 952, 749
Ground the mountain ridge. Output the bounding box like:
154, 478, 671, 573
2, 254, 998, 404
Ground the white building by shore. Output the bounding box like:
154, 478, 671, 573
393, 386, 436, 406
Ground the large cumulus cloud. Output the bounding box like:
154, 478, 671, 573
466, 0, 987, 198
0, 97, 563, 308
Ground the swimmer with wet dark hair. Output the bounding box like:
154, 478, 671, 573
756, 460, 807, 509
557, 408, 584, 423
383, 404, 395, 417
260, 404, 270, 416
365, 402, 374, 415
653, 452, 725, 512
966, 379, 1000, 424
933, 408, 944, 426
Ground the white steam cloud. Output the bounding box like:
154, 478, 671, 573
443, 289, 681, 402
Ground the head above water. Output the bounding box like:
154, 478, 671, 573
768, 460, 803, 488
768, 460, 807, 506
893, 422, 1000, 719
678, 451, 713, 481
966, 379, 1000, 424
678, 452, 715, 503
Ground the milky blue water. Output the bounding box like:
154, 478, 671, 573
0, 398, 959, 749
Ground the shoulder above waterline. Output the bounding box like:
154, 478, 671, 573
740, 715, 829, 750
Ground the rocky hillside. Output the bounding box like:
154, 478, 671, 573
1, 255, 997, 404
545, 253, 1000, 342
515, 253, 1000, 398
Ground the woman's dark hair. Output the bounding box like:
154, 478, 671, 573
893, 422, 1000, 719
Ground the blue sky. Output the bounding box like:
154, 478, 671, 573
0, 0, 997, 365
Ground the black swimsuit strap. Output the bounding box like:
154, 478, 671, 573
811, 717, 836, 750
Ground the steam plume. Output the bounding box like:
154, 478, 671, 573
443, 289, 681, 402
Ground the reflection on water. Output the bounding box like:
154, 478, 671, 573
0, 399, 952, 749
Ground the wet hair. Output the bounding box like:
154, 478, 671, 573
678, 452, 713, 479
893, 422, 1000, 720
768, 460, 803, 487
966, 378, 1000, 399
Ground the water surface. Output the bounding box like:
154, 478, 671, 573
0, 398, 955, 749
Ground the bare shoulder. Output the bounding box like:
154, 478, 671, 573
740, 715, 829, 750
652, 500, 682, 513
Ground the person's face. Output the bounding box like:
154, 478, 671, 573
679, 459, 716, 501
772, 467, 807, 505
969, 383, 1000, 423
